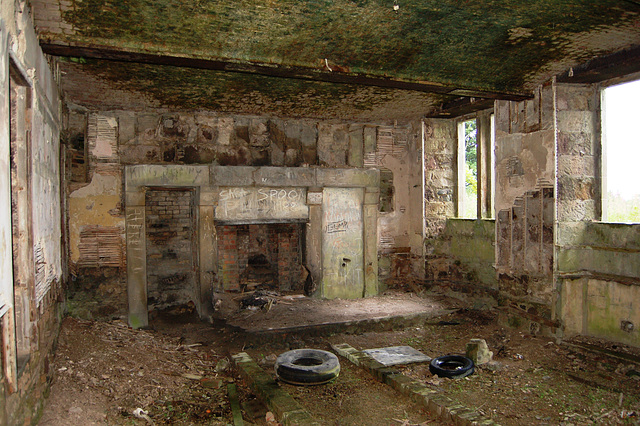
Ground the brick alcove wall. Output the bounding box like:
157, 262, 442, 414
145, 187, 198, 310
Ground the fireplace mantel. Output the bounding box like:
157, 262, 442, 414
124, 165, 379, 328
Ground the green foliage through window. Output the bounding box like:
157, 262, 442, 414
463, 120, 477, 218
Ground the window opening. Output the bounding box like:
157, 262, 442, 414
458, 119, 478, 218
489, 114, 496, 219
602, 80, 640, 223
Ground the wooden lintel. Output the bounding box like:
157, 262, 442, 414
557, 45, 640, 84
41, 42, 530, 101
426, 97, 496, 118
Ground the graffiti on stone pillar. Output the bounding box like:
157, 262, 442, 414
322, 188, 364, 298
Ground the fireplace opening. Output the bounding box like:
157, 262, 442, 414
216, 223, 305, 293
241, 254, 276, 291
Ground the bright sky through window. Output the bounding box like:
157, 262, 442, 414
602, 79, 640, 222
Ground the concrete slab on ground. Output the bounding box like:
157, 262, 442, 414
362, 346, 432, 366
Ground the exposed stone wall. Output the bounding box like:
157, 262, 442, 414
425, 219, 496, 288
423, 119, 456, 241
66, 107, 423, 316
560, 223, 640, 346
422, 118, 497, 293
555, 83, 640, 347
555, 83, 600, 224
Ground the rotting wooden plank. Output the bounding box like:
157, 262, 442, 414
1, 306, 17, 393
227, 383, 244, 426
77, 225, 124, 268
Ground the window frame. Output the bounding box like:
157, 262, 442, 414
600, 77, 640, 224
456, 110, 495, 219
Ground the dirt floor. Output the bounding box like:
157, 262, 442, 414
39, 289, 640, 425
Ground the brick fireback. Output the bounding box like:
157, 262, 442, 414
216, 223, 304, 292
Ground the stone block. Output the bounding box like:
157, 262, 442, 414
557, 176, 595, 201
306, 191, 322, 205
584, 223, 640, 251
317, 123, 348, 167
557, 155, 595, 177
363, 125, 377, 154
557, 131, 594, 156
364, 191, 379, 205
348, 125, 364, 167
556, 222, 588, 246
465, 339, 493, 365
556, 84, 595, 112
210, 165, 255, 186
136, 114, 159, 142
557, 110, 596, 134
316, 168, 379, 187
116, 111, 136, 144
199, 190, 217, 206
298, 120, 318, 147
125, 191, 145, 206
126, 165, 209, 190
557, 199, 596, 222
253, 167, 316, 187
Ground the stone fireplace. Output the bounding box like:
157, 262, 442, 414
125, 165, 379, 328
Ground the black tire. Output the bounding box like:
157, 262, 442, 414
429, 355, 474, 378
275, 349, 340, 385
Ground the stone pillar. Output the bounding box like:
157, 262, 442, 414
348, 125, 364, 167
364, 187, 379, 297
126, 200, 147, 328
305, 189, 323, 293
198, 194, 216, 320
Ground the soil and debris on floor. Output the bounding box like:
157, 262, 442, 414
39, 290, 640, 425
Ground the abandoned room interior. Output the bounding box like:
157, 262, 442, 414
1, 0, 640, 424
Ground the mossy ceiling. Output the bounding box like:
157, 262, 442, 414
33, 0, 640, 119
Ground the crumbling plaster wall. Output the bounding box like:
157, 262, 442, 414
66, 107, 423, 317
375, 122, 425, 284
0, 1, 64, 424
494, 84, 556, 310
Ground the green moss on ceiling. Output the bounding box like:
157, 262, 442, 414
59, 0, 639, 93
61, 58, 448, 119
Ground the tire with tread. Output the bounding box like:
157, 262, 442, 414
275, 349, 340, 385
429, 355, 474, 378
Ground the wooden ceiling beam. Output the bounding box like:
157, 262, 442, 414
426, 97, 496, 119
41, 42, 531, 101
557, 45, 640, 84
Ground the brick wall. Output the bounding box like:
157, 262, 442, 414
145, 188, 196, 309
216, 223, 303, 292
